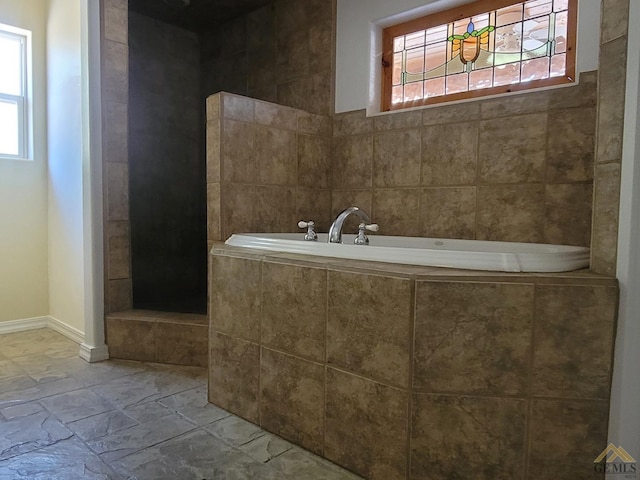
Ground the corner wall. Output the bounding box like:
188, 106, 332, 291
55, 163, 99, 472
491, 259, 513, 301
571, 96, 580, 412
0, 0, 49, 323
46, 0, 85, 333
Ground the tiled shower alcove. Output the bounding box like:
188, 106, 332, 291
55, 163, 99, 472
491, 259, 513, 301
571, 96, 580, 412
209, 246, 617, 480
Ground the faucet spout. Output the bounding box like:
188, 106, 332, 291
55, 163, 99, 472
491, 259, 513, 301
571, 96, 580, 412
328, 206, 371, 243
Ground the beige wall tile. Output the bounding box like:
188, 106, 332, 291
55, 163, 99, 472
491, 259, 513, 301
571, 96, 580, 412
210, 256, 262, 343
222, 120, 256, 184
591, 162, 621, 275
532, 285, 617, 399
276, 78, 308, 113
478, 113, 547, 184
600, 0, 630, 44
325, 368, 407, 480
374, 110, 422, 131
102, 40, 128, 104
103, 0, 128, 45
298, 134, 331, 189
527, 399, 609, 480
206, 119, 221, 184
106, 162, 129, 221
414, 282, 534, 395
333, 110, 373, 137
411, 394, 527, 480
476, 185, 545, 242
597, 36, 628, 163
547, 108, 596, 183
206, 93, 222, 122
106, 278, 132, 313
255, 126, 297, 186
549, 70, 597, 110
297, 111, 332, 137
327, 271, 412, 387
209, 332, 260, 423
544, 184, 593, 246
254, 101, 298, 130
207, 183, 222, 242
480, 90, 550, 118
372, 189, 421, 236
221, 183, 254, 238
254, 186, 297, 232
373, 129, 421, 187
106, 318, 155, 362
422, 122, 478, 186
296, 188, 331, 232
306, 73, 333, 117
107, 221, 130, 280
421, 187, 476, 239
155, 323, 208, 367
103, 101, 128, 164
260, 348, 325, 454
332, 134, 373, 188
423, 102, 480, 125
262, 262, 327, 362
222, 94, 255, 122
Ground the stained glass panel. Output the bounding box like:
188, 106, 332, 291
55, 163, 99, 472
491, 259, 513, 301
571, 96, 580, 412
387, 0, 574, 107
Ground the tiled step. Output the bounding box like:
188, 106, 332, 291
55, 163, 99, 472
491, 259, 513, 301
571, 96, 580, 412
106, 309, 208, 367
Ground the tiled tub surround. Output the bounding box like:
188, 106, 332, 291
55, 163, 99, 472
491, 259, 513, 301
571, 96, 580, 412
206, 92, 333, 244
209, 246, 618, 480
331, 71, 598, 246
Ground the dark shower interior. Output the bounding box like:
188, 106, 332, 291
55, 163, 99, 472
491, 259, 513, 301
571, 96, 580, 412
127, 0, 273, 314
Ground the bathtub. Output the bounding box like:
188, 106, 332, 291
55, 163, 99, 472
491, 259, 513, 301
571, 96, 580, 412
224, 233, 590, 273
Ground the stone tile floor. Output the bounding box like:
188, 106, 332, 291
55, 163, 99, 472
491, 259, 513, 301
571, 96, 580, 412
0, 329, 362, 480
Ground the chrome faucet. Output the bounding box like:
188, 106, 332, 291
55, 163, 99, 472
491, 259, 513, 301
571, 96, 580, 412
328, 207, 376, 244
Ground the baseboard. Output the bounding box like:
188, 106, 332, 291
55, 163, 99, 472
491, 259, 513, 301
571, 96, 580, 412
79, 343, 109, 363
0, 316, 49, 334
47, 316, 85, 345
0, 315, 85, 346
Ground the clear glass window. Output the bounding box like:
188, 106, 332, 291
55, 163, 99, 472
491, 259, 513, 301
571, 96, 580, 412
0, 26, 29, 159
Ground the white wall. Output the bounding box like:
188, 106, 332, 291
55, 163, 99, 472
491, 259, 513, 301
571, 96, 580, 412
46, 0, 85, 333
608, 0, 640, 467
335, 0, 601, 113
0, 0, 49, 322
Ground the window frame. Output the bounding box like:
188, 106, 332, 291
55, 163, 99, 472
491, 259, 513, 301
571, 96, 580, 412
0, 23, 31, 160
381, 0, 578, 112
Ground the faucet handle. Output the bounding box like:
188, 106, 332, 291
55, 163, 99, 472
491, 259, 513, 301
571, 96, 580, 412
355, 222, 378, 245
298, 220, 318, 241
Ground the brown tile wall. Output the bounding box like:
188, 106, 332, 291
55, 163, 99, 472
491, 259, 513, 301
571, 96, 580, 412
591, 0, 630, 275
206, 93, 333, 246
101, 0, 132, 314
332, 72, 598, 246
200, 0, 336, 116
209, 248, 618, 480
106, 310, 208, 367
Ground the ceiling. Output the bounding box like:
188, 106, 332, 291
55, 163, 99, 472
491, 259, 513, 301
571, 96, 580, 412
128, 0, 275, 32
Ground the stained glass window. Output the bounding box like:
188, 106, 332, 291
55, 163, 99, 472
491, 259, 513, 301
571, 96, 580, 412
382, 0, 576, 111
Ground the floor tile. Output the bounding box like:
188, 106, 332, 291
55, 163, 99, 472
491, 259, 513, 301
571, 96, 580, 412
0, 329, 359, 480
0, 408, 73, 461
205, 415, 267, 447
270, 448, 363, 480
40, 389, 115, 424
157, 386, 231, 425
87, 411, 197, 462
0, 437, 120, 480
